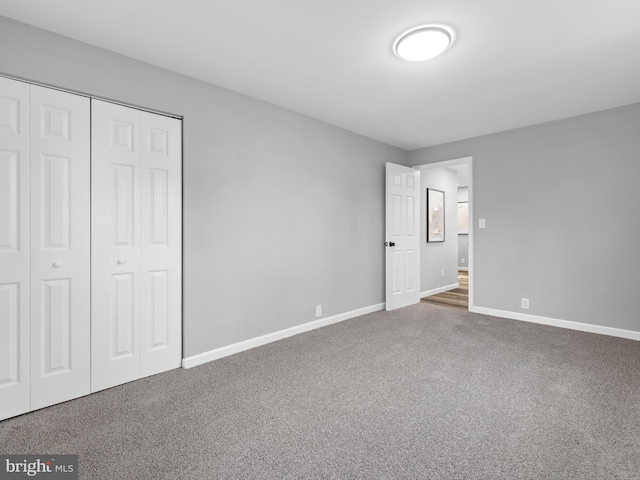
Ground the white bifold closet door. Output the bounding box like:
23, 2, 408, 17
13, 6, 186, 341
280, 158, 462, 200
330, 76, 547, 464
0, 77, 31, 420
30, 86, 91, 410
0, 76, 90, 421
91, 100, 182, 393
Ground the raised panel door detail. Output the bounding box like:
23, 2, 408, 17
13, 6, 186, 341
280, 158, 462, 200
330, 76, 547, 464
392, 194, 402, 238
392, 251, 402, 295
0, 150, 19, 252
149, 169, 168, 246
41, 155, 70, 250
111, 121, 134, 151
149, 270, 168, 350
41, 279, 71, 376
406, 196, 415, 237
0, 283, 20, 386
0, 96, 19, 134
147, 128, 168, 156
112, 273, 134, 358
393, 173, 402, 187
40, 106, 70, 141
113, 164, 134, 247
407, 175, 415, 189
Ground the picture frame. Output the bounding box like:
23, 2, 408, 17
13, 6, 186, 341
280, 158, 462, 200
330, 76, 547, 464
426, 188, 445, 242
457, 201, 469, 235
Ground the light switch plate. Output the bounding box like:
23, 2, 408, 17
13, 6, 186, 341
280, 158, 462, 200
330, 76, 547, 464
479, 218, 486, 229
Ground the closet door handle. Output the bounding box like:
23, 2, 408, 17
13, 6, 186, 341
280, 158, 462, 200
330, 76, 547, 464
52, 261, 63, 268
117, 259, 126, 265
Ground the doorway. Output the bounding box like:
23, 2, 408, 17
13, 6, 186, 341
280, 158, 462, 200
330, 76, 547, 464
413, 157, 474, 311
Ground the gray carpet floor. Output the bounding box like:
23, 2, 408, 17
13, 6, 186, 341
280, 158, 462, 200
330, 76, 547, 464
1, 303, 639, 479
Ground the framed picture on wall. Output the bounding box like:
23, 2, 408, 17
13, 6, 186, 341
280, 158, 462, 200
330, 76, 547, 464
457, 201, 469, 234
426, 188, 445, 242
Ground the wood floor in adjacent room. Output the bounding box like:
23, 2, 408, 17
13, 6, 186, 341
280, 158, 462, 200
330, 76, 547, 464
421, 270, 468, 310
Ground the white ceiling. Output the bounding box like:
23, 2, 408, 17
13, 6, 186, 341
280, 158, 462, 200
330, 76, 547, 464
1, 0, 640, 150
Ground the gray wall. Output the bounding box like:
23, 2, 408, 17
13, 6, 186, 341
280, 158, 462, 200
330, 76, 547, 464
409, 104, 640, 332
457, 187, 469, 203
419, 168, 458, 293
458, 236, 469, 269
458, 187, 469, 268
0, 17, 408, 357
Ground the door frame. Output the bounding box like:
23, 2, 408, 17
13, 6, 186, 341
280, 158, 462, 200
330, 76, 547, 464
412, 156, 474, 310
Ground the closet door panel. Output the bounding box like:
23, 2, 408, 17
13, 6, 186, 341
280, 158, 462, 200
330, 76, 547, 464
0, 77, 30, 421
140, 112, 182, 377
30, 86, 90, 410
91, 100, 141, 392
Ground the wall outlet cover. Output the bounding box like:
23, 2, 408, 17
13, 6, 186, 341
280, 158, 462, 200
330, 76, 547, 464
521, 298, 530, 309
315, 305, 322, 317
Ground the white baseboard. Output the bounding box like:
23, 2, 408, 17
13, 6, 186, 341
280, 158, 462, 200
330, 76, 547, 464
182, 302, 386, 369
471, 306, 640, 341
421, 283, 459, 299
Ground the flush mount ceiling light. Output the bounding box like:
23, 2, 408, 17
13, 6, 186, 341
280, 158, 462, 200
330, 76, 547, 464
394, 26, 453, 62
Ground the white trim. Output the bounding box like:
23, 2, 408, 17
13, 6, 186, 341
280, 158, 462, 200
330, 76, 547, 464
471, 306, 640, 341
413, 156, 473, 170
182, 302, 386, 369
468, 157, 474, 310
420, 283, 459, 298
458, 267, 469, 272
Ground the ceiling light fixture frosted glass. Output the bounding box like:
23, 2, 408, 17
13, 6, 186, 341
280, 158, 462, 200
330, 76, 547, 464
394, 26, 453, 62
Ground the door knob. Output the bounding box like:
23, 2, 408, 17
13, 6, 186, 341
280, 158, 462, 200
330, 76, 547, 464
385, 242, 396, 247
117, 259, 126, 265
52, 261, 63, 268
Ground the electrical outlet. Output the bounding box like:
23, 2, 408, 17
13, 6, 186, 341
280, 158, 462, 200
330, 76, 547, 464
461, 258, 466, 264
440, 269, 445, 278
521, 298, 529, 309
316, 305, 322, 317
479, 218, 486, 229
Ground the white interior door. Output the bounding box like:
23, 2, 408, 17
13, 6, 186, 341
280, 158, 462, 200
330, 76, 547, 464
29, 86, 91, 410
0, 77, 31, 420
140, 112, 182, 377
385, 162, 420, 311
91, 100, 141, 392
